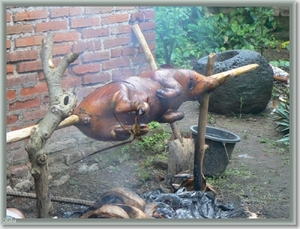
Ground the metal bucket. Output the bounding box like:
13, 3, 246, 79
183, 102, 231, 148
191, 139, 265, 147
190, 125, 241, 177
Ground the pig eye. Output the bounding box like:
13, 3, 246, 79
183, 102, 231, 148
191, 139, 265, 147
187, 78, 195, 90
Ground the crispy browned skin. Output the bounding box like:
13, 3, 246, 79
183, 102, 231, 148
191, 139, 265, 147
73, 69, 217, 141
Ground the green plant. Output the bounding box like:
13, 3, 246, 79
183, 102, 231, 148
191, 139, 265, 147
148, 121, 161, 130
155, 6, 280, 68
272, 87, 290, 145
154, 7, 192, 68
243, 133, 249, 140
269, 59, 290, 71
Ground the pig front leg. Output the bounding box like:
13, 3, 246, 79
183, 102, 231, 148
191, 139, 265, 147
157, 109, 185, 123
113, 84, 150, 116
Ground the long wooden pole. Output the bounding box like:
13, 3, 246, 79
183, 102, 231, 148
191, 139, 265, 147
194, 53, 216, 191
132, 24, 182, 140
6, 63, 258, 145
7, 114, 79, 144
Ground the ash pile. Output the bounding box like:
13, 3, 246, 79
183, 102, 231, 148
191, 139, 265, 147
77, 187, 246, 219
141, 187, 245, 219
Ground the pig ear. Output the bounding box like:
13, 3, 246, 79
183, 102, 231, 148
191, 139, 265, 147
187, 78, 195, 90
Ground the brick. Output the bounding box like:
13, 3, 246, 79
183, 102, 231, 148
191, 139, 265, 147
144, 32, 156, 42
111, 48, 122, 58
35, 21, 68, 32
6, 73, 38, 87
16, 60, 42, 73
130, 10, 155, 21
6, 24, 32, 35
12, 151, 29, 166
6, 115, 18, 125
71, 18, 100, 28
101, 14, 129, 25
130, 12, 146, 22
6, 40, 11, 49
111, 25, 131, 35
23, 107, 48, 121
102, 57, 130, 70
20, 83, 48, 97
62, 76, 82, 88
132, 54, 147, 64
6, 12, 11, 22
6, 140, 24, 151
82, 28, 109, 39
72, 63, 100, 75
15, 35, 44, 47
82, 51, 109, 63
13, 10, 48, 22
116, 6, 136, 11
72, 40, 102, 53
6, 50, 38, 63
52, 45, 71, 56
9, 97, 41, 111
6, 65, 14, 74
6, 90, 16, 100
144, 10, 156, 20
8, 165, 29, 178
139, 21, 156, 30
112, 69, 135, 81
82, 73, 110, 85
75, 86, 101, 102
103, 37, 130, 49
85, 41, 102, 51
85, 7, 113, 14
54, 32, 79, 43
50, 7, 82, 18
122, 47, 136, 56
37, 72, 45, 81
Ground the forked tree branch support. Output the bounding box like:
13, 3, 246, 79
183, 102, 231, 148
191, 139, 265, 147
24, 34, 79, 218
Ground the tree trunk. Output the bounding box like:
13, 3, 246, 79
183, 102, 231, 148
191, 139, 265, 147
25, 33, 79, 218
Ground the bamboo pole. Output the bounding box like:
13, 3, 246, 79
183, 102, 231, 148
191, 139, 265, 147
132, 24, 182, 140
6, 63, 258, 145
7, 114, 79, 144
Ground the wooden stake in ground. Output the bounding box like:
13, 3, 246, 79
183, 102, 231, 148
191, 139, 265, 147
132, 24, 181, 140
25, 34, 79, 218
193, 53, 216, 191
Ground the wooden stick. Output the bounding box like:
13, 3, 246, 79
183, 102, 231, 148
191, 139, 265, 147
7, 114, 79, 144
132, 24, 181, 140
132, 24, 158, 70
194, 53, 216, 191
6, 63, 259, 145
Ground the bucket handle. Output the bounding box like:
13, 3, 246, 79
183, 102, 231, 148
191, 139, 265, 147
222, 142, 230, 163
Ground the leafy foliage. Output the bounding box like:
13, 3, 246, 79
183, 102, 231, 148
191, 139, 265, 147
155, 6, 280, 68
273, 88, 290, 145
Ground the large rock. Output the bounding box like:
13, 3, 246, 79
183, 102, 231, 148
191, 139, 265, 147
193, 50, 274, 115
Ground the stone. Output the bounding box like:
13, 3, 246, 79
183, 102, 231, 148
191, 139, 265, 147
14, 180, 33, 192
88, 163, 99, 173
50, 174, 70, 187
193, 50, 274, 116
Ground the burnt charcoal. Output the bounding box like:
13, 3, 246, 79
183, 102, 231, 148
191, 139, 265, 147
155, 202, 176, 218
176, 208, 194, 219
141, 188, 240, 219
154, 194, 182, 209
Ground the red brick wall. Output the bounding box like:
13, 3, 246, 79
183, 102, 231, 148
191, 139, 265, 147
6, 6, 156, 168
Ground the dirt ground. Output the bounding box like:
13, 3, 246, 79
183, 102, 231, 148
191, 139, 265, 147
6, 49, 292, 222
